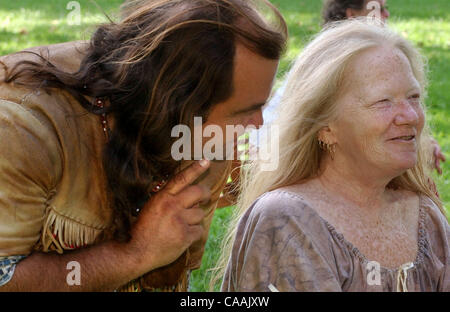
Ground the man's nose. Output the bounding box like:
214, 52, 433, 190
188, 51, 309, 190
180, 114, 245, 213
248, 109, 264, 130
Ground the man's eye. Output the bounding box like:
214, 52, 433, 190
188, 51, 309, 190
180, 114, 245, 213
409, 94, 421, 99
248, 107, 263, 114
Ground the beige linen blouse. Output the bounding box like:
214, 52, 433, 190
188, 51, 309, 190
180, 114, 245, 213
222, 190, 449, 292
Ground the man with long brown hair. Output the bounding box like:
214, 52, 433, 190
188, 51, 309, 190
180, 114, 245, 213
0, 0, 286, 291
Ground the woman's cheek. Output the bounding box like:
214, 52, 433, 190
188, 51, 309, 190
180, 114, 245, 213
359, 110, 392, 148
417, 107, 425, 133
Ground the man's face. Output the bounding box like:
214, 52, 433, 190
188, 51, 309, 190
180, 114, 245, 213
202, 42, 279, 155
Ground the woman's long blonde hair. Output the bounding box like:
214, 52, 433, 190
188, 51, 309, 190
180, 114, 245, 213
211, 18, 444, 290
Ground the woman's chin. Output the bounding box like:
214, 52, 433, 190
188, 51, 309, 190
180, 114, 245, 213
391, 156, 418, 172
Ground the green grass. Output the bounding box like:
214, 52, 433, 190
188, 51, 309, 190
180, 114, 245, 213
189, 205, 232, 292
0, 0, 123, 55
0, 0, 448, 292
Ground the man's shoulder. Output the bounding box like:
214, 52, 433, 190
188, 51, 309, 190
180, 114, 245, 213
0, 40, 89, 73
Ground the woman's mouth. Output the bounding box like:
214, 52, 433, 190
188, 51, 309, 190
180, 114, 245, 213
390, 135, 416, 142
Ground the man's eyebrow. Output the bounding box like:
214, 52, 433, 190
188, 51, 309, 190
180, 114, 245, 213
231, 102, 266, 116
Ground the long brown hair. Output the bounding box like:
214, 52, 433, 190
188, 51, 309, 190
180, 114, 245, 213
2, 0, 287, 242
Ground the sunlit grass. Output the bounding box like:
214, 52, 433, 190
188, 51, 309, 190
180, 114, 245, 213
0, 0, 122, 54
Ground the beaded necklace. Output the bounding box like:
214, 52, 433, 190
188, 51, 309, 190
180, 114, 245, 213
93, 97, 110, 141
92, 98, 169, 214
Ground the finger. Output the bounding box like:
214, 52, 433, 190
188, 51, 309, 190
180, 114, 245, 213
438, 152, 446, 162
177, 184, 211, 208
186, 224, 204, 244
436, 161, 442, 175
181, 206, 205, 225
164, 160, 210, 195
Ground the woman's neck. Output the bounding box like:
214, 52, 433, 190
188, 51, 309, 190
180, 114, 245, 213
317, 156, 396, 210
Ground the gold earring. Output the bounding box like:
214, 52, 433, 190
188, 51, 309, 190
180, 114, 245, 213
330, 143, 336, 160
318, 140, 336, 160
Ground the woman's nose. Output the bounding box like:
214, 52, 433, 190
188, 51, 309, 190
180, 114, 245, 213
394, 99, 421, 126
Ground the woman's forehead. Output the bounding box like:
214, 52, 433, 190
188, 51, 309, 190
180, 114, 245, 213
343, 46, 416, 94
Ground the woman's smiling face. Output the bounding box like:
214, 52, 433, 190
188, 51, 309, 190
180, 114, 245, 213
328, 45, 425, 176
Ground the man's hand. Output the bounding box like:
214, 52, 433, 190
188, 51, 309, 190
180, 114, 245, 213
0, 159, 212, 292
128, 159, 212, 272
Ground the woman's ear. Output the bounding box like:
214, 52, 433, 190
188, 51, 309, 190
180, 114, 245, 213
318, 126, 337, 145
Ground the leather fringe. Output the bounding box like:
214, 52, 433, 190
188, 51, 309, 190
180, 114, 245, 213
41, 206, 103, 254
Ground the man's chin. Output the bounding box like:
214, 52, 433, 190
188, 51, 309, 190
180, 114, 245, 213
198, 146, 237, 161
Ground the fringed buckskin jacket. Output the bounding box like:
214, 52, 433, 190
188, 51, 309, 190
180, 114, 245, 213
0, 41, 231, 291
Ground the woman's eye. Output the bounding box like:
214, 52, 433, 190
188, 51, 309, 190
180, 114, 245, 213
408, 94, 421, 105
373, 99, 391, 107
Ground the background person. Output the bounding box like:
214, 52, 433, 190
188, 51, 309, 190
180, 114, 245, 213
323, 0, 390, 23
